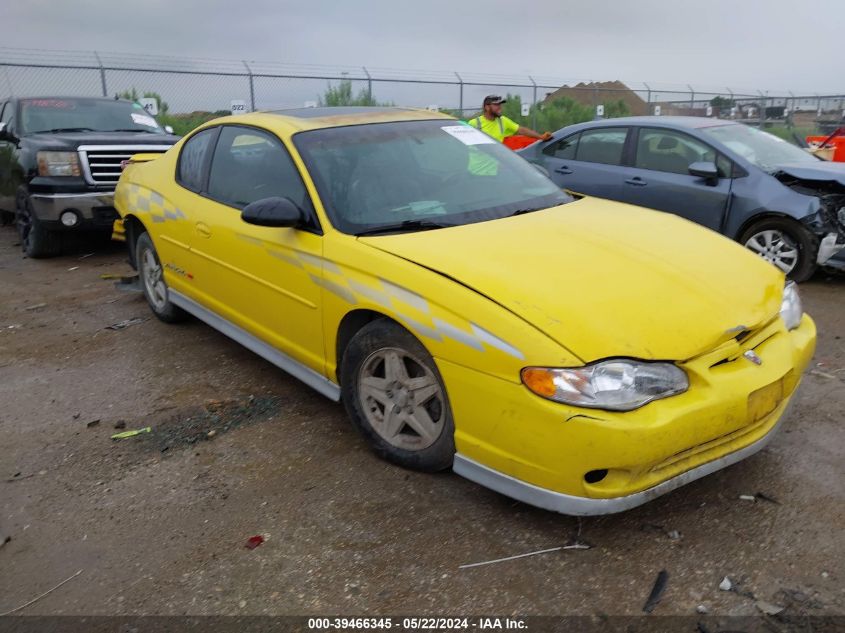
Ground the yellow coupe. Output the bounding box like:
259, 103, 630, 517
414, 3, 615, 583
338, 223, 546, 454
114, 107, 816, 515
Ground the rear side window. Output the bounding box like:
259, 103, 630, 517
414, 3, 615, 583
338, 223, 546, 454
576, 128, 627, 165
177, 128, 216, 192
542, 134, 579, 160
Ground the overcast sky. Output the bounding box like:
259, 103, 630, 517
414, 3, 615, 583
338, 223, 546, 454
1, 0, 842, 95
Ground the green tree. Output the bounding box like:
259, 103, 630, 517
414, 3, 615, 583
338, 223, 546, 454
710, 95, 734, 107
319, 80, 391, 107
117, 88, 170, 115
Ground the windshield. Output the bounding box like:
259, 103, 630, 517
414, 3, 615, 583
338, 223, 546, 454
294, 119, 571, 235
21, 98, 165, 135
702, 123, 819, 173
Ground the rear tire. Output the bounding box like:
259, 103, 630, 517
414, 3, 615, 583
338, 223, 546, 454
17, 191, 62, 258
341, 319, 455, 472
136, 231, 187, 323
740, 217, 818, 283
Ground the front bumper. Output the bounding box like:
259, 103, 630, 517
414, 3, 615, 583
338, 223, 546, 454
29, 191, 119, 231
817, 232, 845, 266
441, 314, 816, 515
454, 396, 794, 515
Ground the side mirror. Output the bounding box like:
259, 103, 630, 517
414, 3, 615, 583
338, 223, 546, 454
241, 197, 303, 228
164, 125, 174, 135
688, 161, 719, 182
0, 122, 13, 142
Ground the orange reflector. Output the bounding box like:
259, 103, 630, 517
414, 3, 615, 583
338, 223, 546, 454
521, 368, 556, 398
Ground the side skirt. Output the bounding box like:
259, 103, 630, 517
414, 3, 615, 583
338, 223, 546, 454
169, 289, 341, 401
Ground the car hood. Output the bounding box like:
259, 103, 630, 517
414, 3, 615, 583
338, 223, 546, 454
24, 131, 179, 148
773, 160, 845, 187
360, 198, 784, 363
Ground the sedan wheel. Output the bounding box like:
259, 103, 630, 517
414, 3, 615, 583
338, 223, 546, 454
358, 347, 445, 451
744, 229, 799, 275
739, 217, 818, 283
341, 319, 456, 472
135, 231, 187, 323
140, 246, 168, 311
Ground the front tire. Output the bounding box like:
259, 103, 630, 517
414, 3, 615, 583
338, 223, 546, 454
17, 191, 62, 258
341, 319, 455, 472
136, 231, 187, 323
740, 217, 818, 283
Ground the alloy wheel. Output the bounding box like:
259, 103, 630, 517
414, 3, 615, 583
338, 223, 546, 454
744, 229, 799, 274
140, 246, 168, 310
357, 347, 445, 451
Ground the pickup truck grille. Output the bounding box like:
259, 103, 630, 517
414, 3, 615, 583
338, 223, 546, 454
78, 145, 172, 187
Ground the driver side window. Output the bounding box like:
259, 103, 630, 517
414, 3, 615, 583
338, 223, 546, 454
635, 128, 728, 176
207, 126, 313, 215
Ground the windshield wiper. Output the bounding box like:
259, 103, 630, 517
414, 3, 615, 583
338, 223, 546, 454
510, 206, 548, 216
355, 219, 453, 236
110, 128, 159, 133
31, 127, 95, 134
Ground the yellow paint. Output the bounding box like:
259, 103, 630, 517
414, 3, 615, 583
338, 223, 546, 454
114, 109, 817, 502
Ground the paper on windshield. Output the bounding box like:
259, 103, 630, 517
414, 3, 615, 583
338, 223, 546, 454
131, 113, 159, 128
441, 125, 496, 145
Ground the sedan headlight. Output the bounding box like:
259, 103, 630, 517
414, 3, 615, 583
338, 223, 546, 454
37, 151, 81, 177
521, 360, 688, 411
780, 281, 803, 331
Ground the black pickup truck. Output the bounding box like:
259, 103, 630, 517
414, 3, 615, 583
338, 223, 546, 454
0, 96, 179, 257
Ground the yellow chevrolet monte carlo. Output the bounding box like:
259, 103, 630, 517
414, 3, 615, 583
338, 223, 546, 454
114, 107, 816, 515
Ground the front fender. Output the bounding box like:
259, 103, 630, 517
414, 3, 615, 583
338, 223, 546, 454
321, 233, 580, 385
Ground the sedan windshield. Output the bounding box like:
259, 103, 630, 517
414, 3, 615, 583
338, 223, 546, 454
21, 98, 165, 135
702, 123, 819, 173
294, 119, 571, 235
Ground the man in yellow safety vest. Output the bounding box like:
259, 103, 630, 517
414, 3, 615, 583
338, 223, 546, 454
466, 95, 552, 143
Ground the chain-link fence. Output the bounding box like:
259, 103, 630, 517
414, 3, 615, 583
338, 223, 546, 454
2, 47, 844, 138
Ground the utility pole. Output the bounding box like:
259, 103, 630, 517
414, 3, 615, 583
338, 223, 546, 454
529, 75, 537, 129
362, 67, 372, 104
242, 61, 255, 111
455, 72, 463, 116
93, 51, 107, 97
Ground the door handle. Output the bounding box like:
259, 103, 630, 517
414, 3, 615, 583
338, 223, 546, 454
625, 177, 647, 186
195, 222, 212, 238
554, 166, 573, 175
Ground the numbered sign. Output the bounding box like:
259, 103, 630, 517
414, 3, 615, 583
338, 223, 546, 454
596, 104, 605, 117
231, 100, 247, 115
139, 98, 158, 116
653, 105, 661, 116
521, 103, 530, 116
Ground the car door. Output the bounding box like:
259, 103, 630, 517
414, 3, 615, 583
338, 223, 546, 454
619, 127, 733, 232
150, 125, 219, 297
542, 127, 632, 202
184, 124, 326, 374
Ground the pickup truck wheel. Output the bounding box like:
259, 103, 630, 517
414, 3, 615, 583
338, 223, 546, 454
341, 319, 455, 472
136, 231, 187, 323
17, 192, 62, 258
740, 218, 818, 283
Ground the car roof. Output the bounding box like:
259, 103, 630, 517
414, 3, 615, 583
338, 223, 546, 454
581, 115, 736, 130
207, 106, 455, 133
15, 96, 134, 103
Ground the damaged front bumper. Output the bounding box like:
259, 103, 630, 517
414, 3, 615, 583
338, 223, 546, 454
818, 233, 845, 268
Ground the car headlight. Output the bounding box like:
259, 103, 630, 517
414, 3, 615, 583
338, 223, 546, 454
780, 281, 803, 331
37, 151, 81, 177
521, 360, 688, 411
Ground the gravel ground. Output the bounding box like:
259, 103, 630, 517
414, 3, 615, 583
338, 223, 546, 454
0, 226, 843, 617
